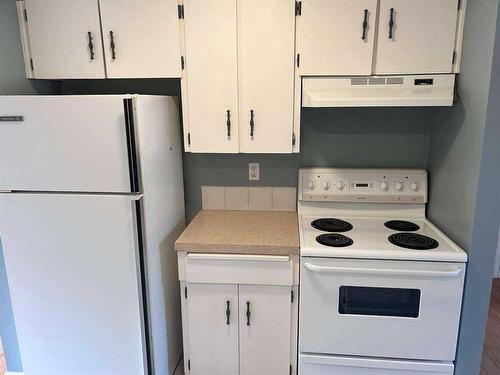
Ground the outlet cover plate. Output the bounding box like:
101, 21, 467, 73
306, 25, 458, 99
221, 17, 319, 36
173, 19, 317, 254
249, 163, 260, 181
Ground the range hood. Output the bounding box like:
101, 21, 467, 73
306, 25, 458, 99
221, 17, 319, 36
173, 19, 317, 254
302, 74, 456, 107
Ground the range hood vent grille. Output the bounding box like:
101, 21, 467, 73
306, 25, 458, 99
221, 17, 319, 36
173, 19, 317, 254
302, 75, 455, 107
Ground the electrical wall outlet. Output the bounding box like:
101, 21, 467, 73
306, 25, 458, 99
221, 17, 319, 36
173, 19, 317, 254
249, 163, 260, 181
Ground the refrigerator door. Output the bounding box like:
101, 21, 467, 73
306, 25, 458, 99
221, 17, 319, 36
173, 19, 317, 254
0, 95, 136, 193
0, 193, 147, 375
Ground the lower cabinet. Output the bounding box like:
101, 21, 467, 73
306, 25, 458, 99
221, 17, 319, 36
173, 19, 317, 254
186, 283, 293, 375
178, 252, 298, 375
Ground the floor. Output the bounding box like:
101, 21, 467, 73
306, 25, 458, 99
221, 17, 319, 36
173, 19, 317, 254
0, 340, 6, 375
481, 279, 500, 375
173, 358, 184, 375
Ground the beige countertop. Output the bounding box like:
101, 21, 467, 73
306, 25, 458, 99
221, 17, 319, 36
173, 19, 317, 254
175, 210, 299, 255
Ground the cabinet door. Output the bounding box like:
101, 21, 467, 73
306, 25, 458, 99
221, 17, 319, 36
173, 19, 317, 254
186, 284, 239, 375
238, 0, 295, 153
99, 0, 181, 78
239, 285, 292, 375
24, 0, 105, 79
298, 0, 377, 75
375, 0, 459, 74
183, 0, 239, 153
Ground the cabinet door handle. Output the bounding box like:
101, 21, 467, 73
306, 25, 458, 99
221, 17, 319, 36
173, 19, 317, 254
109, 31, 117, 60
226, 110, 231, 137
388, 8, 395, 39
361, 9, 368, 40
87, 32, 95, 60
250, 110, 255, 138
246, 301, 251, 326
226, 300, 231, 325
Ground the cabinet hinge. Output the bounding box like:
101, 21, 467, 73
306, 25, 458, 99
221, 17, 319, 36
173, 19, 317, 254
29, 58, 34, 71
296, 54, 300, 68
290, 364, 293, 375
23, 8, 28, 22
295, 1, 302, 16
452, 51, 457, 65
184, 286, 188, 298
187, 132, 191, 145
457, 0, 461, 10
188, 359, 191, 371
181, 56, 185, 70
178, 4, 184, 19
291, 290, 294, 303
292, 132, 296, 147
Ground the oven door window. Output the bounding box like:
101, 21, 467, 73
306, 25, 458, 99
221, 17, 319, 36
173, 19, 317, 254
339, 286, 421, 318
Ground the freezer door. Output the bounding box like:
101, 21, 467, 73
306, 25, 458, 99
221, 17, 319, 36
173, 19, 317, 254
0, 193, 147, 375
0, 96, 136, 192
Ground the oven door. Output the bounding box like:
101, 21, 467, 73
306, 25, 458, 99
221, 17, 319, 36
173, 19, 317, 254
299, 257, 465, 361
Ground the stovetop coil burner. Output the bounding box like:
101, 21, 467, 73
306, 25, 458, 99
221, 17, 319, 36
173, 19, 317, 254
316, 234, 354, 247
311, 218, 353, 232
385, 220, 420, 232
388, 233, 439, 250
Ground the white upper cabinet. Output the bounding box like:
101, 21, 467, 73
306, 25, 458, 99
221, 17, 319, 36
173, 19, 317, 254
237, 0, 296, 153
238, 285, 292, 375
182, 0, 297, 153
183, 0, 239, 153
24, 0, 105, 79
297, 0, 378, 76
20, 0, 181, 79
374, 0, 459, 74
186, 283, 239, 375
99, 0, 181, 78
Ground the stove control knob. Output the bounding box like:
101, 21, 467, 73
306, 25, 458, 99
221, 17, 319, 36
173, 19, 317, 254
336, 181, 345, 190
395, 182, 403, 191
379, 181, 388, 191
410, 182, 419, 191
307, 181, 316, 190
322, 180, 330, 190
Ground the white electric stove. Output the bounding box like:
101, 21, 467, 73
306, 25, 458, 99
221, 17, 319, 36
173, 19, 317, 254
298, 168, 467, 375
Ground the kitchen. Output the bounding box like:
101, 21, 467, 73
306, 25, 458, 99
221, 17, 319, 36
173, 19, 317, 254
0, 1, 499, 375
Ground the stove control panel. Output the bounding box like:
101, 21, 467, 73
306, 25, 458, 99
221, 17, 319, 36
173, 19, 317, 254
299, 168, 427, 203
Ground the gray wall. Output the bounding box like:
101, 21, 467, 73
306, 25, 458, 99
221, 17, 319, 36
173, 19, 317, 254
0, 1, 60, 371
427, 1, 500, 374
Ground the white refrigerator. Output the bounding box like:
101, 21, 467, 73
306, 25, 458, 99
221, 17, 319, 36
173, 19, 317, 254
0, 95, 185, 375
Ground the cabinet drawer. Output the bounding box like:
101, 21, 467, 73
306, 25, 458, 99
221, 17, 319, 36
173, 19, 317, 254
186, 253, 293, 286
299, 354, 454, 375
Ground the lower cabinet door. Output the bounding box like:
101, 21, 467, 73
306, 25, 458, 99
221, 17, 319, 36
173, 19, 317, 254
186, 283, 239, 375
239, 285, 292, 375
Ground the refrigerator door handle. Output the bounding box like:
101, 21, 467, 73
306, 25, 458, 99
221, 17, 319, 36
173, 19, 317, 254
123, 98, 140, 193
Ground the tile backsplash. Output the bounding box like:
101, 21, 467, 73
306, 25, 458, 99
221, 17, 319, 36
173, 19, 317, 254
201, 186, 296, 212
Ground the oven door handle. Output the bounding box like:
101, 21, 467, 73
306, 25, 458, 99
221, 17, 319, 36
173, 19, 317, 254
303, 262, 463, 279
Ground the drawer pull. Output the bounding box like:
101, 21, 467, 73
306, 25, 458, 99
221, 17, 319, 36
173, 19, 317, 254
388, 8, 395, 39
246, 301, 251, 326
226, 300, 231, 325
361, 9, 368, 40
